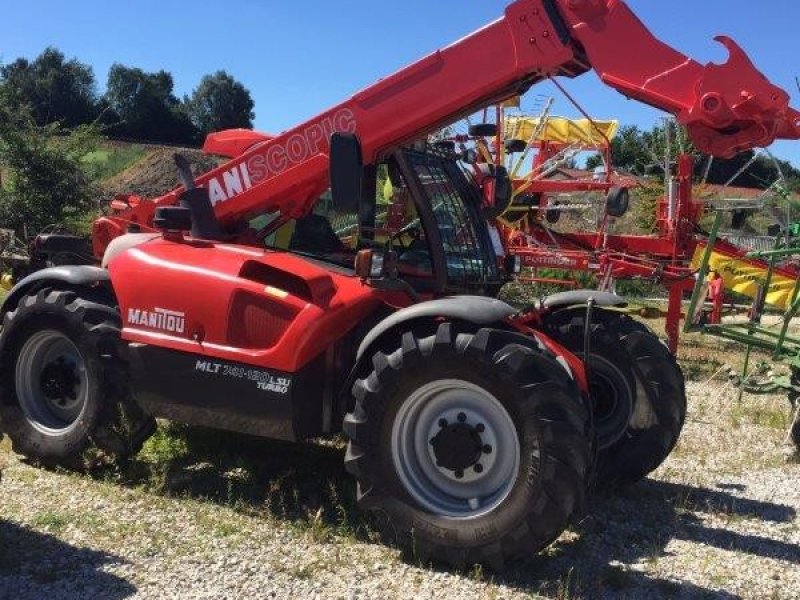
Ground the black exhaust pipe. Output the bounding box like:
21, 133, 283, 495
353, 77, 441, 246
174, 153, 223, 241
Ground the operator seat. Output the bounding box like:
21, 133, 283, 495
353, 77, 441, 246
289, 214, 347, 255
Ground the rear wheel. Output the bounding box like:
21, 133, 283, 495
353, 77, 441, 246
344, 324, 590, 568
542, 307, 686, 491
0, 288, 156, 468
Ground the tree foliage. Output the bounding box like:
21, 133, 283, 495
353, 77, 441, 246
587, 121, 800, 191
104, 64, 196, 144
0, 89, 100, 235
0, 47, 258, 145
187, 70, 255, 136
0, 47, 98, 127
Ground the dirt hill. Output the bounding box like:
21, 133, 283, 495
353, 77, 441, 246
100, 147, 220, 201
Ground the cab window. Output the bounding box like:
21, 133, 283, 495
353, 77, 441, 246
251, 163, 434, 277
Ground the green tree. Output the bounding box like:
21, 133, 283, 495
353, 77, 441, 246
586, 125, 653, 174
587, 121, 696, 176
588, 121, 800, 189
188, 71, 254, 135
703, 152, 800, 190
0, 89, 100, 235
104, 64, 196, 144
0, 47, 98, 127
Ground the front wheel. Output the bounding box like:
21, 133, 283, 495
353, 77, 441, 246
344, 324, 590, 568
542, 307, 687, 491
0, 288, 155, 468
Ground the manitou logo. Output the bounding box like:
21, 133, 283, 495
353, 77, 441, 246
205, 108, 357, 205
127, 307, 186, 334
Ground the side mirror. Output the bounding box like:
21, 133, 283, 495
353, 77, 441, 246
354, 248, 398, 281
355, 249, 384, 280
330, 133, 363, 214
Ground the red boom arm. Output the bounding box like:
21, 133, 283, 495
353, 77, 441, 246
92, 0, 799, 257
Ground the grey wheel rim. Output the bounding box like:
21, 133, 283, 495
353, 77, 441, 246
391, 379, 520, 518
15, 330, 89, 435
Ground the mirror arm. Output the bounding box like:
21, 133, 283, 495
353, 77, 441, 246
370, 277, 421, 303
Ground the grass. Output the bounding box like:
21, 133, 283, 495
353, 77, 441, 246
91, 422, 373, 546
32, 511, 71, 533
730, 402, 791, 430
27, 508, 110, 539
82, 143, 148, 182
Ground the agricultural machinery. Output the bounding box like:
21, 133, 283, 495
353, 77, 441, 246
447, 103, 796, 353
0, 0, 798, 566
687, 211, 800, 454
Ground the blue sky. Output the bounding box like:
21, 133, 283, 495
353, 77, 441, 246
1, 1, 798, 166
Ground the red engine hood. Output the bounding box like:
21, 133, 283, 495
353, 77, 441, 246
109, 237, 382, 372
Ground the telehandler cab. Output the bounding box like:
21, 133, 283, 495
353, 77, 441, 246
0, 0, 797, 566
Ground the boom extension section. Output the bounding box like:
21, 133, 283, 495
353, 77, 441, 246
92, 0, 800, 257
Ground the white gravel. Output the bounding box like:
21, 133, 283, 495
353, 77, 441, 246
1, 381, 798, 600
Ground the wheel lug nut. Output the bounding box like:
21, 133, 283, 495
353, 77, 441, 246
457, 412, 467, 423
438, 418, 448, 428
455, 470, 464, 479
474, 463, 484, 474
476, 423, 485, 433
483, 444, 492, 454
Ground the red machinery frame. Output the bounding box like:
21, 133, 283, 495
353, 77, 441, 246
497, 148, 800, 352
502, 153, 701, 352
92, 0, 800, 264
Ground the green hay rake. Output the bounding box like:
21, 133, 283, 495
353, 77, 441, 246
686, 211, 800, 452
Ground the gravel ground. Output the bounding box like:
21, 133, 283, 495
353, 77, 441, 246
1, 380, 798, 600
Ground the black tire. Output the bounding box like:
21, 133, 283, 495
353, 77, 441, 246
504, 139, 527, 154
0, 288, 156, 468
542, 307, 686, 491
469, 123, 498, 138
605, 186, 630, 218
546, 208, 562, 224
731, 209, 748, 230
789, 397, 800, 450
344, 323, 590, 568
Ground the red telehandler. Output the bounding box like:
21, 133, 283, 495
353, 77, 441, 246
1, 0, 798, 567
